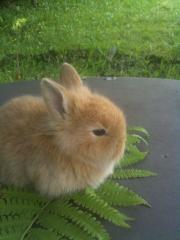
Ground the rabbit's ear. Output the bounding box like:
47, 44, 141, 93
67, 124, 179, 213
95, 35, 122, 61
41, 78, 68, 119
59, 63, 83, 88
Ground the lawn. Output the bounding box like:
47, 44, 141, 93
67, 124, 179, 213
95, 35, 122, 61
0, 0, 179, 83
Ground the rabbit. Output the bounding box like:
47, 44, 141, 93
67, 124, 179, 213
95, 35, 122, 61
0, 63, 126, 197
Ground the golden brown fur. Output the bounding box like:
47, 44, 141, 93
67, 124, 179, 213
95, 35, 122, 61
0, 63, 126, 197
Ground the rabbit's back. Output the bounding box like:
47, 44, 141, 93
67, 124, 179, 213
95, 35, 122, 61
0, 95, 45, 144
0, 96, 46, 186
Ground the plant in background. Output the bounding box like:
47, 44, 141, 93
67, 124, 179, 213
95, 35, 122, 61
12, 17, 28, 80
0, 127, 156, 240
0, 0, 179, 82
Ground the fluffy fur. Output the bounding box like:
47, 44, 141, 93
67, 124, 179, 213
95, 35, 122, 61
0, 63, 126, 197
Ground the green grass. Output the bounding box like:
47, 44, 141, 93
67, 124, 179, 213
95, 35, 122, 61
0, 0, 180, 83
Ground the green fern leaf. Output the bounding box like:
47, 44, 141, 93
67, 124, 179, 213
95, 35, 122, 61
0, 226, 26, 240
127, 134, 148, 145
121, 145, 147, 167
113, 168, 157, 179
0, 186, 46, 204
0, 215, 33, 231
0, 198, 41, 215
38, 213, 92, 240
26, 228, 61, 240
0, 229, 21, 240
49, 200, 110, 240
20, 200, 52, 240
0, 227, 23, 240
128, 126, 150, 137
72, 189, 131, 228
97, 180, 150, 207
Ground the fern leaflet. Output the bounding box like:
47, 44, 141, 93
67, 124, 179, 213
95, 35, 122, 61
26, 229, 60, 240
72, 188, 132, 228
113, 168, 157, 179
38, 213, 92, 240
49, 200, 110, 240
128, 126, 150, 137
97, 180, 150, 207
121, 144, 148, 167
127, 134, 148, 145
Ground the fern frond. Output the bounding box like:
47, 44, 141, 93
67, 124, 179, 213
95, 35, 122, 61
121, 145, 147, 167
0, 185, 46, 204
26, 228, 61, 240
38, 213, 92, 240
0, 198, 41, 215
128, 126, 150, 138
20, 200, 52, 240
0, 226, 25, 240
113, 168, 157, 179
49, 200, 110, 240
0, 225, 26, 239
0, 228, 21, 240
0, 215, 33, 230
127, 134, 148, 145
72, 189, 131, 228
97, 180, 150, 207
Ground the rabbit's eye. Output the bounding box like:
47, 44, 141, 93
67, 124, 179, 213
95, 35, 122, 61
93, 129, 106, 136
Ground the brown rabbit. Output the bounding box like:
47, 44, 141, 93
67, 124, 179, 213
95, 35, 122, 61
0, 63, 126, 197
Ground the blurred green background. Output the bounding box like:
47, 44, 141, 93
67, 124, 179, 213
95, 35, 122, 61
0, 0, 179, 83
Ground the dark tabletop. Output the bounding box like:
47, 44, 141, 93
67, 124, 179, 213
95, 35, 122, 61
0, 77, 179, 240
